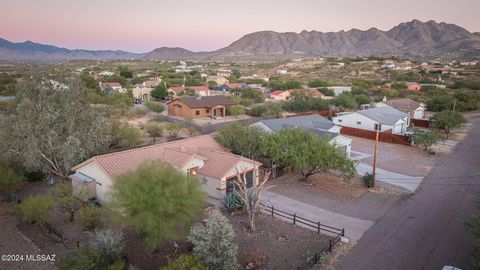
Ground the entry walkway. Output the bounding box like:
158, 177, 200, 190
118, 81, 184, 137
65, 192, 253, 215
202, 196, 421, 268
262, 191, 374, 242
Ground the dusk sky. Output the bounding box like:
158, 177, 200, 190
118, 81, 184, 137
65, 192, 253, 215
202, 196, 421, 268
1, 0, 480, 53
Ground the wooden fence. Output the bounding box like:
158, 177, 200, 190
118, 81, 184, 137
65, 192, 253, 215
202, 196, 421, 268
340, 126, 411, 145
259, 202, 345, 255
411, 118, 431, 128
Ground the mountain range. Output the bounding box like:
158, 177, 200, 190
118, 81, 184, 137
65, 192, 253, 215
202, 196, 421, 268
1, 20, 479, 62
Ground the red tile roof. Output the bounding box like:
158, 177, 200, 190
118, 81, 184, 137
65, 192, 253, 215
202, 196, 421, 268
72, 135, 259, 180
107, 82, 122, 87
270, 90, 291, 96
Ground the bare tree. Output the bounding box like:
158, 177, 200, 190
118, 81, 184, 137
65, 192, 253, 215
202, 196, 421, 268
234, 167, 270, 232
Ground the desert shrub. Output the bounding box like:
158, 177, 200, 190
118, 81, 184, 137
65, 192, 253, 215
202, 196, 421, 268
222, 193, 242, 212
90, 228, 125, 263
24, 170, 44, 182
59, 247, 106, 270
145, 101, 165, 113
15, 195, 53, 225
162, 255, 207, 270
78, 205, 103, 230
0, 163, 24, 201
134, 107, 147, 117
118, 124, 143, 148
362, 173, 373, 188
107, 260, 125, 270
250, 104, 269, 116
188, 209, 238, 270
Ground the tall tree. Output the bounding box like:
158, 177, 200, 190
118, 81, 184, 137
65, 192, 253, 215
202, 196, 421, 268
215, 123, 266, 159
413, 129, 442, 153
0, 75, 112, 177
145, 123, 163, 143
261, 128, 355, 181
110, 161, 206, 249
433, 110, 466, 139
54, 182, 85, 222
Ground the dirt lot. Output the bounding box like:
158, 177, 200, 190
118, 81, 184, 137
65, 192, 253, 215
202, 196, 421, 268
267, 173, 407, 222
349, 136, 440, 177
228, 213, 331, 270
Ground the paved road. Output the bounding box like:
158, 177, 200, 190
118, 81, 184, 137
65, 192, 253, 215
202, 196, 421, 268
336, 116, 480, 270
262, 191, 374, 241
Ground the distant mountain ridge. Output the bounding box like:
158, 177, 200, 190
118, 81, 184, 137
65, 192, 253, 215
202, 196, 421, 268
1, 20, 479, 61
0, 38, 144, 61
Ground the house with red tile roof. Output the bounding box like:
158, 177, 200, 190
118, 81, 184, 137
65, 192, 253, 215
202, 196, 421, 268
406, 82, 422, 91
99, 82, 125, 92
167, 96, 235, 118
70, 135, 261, 203
270, 90, 292, 101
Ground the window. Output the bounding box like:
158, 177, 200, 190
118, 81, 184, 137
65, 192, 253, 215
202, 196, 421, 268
374, 123, 382, 131
338, 119, 342, 122
195, 110, 200, 116
206, 109, 210, 113
356, 121, 362, 125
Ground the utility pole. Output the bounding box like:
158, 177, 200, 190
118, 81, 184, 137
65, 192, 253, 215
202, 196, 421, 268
372, 125, 380, 187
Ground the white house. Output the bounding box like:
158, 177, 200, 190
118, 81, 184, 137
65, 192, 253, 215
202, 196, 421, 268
276, 69, 288, 75
332, 106, 409, 135
98, 71, 114, 76
70, 135, 261, 204
326, 86, 352, 96
376, 98, 426, 120
251, 115, 352, 157
99, 82, 125, 93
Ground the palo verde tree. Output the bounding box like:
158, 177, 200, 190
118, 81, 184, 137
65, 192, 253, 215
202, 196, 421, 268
433, 110, 466, 139
54, 182, 85, 222
261, 128, 356, 182
110, 161, 206, 249
413, 129, 442, 153
215, 123, 266, 159
0, 75, 112, 178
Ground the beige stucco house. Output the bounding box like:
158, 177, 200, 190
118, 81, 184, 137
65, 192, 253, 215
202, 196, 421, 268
70, 135, 261, 204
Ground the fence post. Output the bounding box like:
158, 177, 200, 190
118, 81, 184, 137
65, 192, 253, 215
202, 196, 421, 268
329, 239, 332, 252
293, 213, 296, 225
317, 222, 321, 234
271, 206, 274, 217
342, 228, 345, 237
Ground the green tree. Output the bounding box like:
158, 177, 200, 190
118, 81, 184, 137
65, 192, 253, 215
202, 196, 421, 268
118, 124, 143, 148
151, 83, 170, 100
413, 129, 442, 153
216, 123, 266, 159
118, 66, 133, 79
15, 195, 53, 225
166, 122, 186, 140
355, 94, 371, 105
78, 205, 103, 230
145, 123, 163, 143
0, 75, 112, 177
333, 93, 358, 110
427, 94, 455, 112
188, 209, 238, 270
261, 128, 356, 181
433, 110, 466, 138
162, 255, 207, 270
207, 81, 217, 90
228, 105, 245, 118
318, 87, 335, 96
59, 247, 106, 270
0, 162, 23, 201
110, 161, 206, 249
54, 182, 85, 222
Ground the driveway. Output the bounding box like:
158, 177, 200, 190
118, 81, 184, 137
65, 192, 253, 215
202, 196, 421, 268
355, 163, 423, 192
262, 191, 374, 242
336, 115, 480, 270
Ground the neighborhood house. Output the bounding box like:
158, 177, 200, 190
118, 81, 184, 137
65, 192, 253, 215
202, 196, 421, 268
168, 86, 210, 97
167, 95, 235, 118
333, 106, 410, 135
252, 115, 352, 156
377, 98, 426, 120
70, 135, 261, 203
270, 90, 292, 101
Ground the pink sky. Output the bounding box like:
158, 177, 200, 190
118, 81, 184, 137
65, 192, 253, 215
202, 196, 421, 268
1, 0, 479, 52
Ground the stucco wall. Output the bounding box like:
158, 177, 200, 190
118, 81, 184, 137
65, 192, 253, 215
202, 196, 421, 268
167, 100, 227, 118
75, 162, 114, 204
197, 174, 224, 199
333, 113, 392, 132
